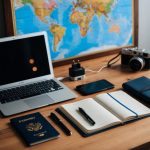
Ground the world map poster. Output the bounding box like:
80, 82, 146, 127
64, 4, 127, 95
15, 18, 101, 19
13, 0, 134, 61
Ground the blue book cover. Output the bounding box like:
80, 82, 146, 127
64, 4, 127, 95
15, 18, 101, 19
10, 112, 60, 146
122, 76, 150, 103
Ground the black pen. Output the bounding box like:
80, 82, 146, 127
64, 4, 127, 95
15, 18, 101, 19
78, 107, 95, 126
50, 113, 72, 136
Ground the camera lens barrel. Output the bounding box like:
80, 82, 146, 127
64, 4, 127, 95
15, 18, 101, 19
129, 57, 145, 71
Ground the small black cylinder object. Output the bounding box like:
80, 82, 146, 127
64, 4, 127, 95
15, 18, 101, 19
69, 60, 85, 81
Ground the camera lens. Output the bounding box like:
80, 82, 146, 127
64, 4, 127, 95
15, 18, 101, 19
129, 57, 145, 71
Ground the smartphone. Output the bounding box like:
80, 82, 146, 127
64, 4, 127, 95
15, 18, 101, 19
76, 79, 114, 95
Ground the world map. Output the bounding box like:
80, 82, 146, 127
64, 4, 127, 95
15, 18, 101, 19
14, 0, 133, 61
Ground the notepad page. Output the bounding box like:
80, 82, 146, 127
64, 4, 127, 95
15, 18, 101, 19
60, 98, 121, 134
110, 91, 150, 116
95, 90, 150, 122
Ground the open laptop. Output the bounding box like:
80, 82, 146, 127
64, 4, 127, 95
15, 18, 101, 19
0, 31, 77, 116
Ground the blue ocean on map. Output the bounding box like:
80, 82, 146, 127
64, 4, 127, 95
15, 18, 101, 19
15, 0, 133, 61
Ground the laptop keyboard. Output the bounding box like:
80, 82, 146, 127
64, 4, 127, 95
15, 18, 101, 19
0, 80, 63, 104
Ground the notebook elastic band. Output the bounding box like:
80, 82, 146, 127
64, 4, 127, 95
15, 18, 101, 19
107, 93, 138, 117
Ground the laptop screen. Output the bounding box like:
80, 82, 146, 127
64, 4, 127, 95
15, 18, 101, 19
0, 35, 51, 86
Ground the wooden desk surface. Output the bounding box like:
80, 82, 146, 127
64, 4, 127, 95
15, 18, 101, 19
0, 55, 150, 150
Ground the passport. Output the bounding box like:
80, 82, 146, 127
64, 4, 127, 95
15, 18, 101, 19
10, 112, 60, 146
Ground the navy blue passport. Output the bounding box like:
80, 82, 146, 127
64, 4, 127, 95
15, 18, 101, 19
122, 76, 150, 103
10, 112, 60, 146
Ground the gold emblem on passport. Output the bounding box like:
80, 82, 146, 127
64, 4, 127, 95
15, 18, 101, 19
26, 122, 43, 132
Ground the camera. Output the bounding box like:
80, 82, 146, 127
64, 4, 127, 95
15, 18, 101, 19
121, 47, 150, 71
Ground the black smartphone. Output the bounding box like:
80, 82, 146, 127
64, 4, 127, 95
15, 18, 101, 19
76, 79, 114, 95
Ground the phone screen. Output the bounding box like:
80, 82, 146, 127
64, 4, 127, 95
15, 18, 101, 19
76, 79, 114, 95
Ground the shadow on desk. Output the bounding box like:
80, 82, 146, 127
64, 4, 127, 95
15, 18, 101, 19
110, 64, 133, 74
131, 142, 150, 150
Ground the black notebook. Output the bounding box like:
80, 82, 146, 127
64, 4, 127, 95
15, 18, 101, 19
122, 76, 150, 103
57, 90, 150, 137
10, 112, 60, 146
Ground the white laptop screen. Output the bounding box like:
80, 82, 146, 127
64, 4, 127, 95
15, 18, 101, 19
0, 35, 51, 86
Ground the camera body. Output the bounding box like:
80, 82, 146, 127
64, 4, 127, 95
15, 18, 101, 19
121, 47, 150, 71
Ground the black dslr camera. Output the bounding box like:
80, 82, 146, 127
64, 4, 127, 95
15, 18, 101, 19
121, 47, 150, 71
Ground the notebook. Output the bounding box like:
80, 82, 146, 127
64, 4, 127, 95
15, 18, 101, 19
57, 90, 150, 137
0, 31, 77, 116
122, 76, 150, 103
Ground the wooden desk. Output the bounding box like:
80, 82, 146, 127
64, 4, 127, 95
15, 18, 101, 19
0, 55, 150, 150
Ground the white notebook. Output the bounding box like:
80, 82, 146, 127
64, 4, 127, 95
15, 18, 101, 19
59, 90, 150, 135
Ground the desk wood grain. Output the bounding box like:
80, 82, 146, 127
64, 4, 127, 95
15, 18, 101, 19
0, 55, 150, 150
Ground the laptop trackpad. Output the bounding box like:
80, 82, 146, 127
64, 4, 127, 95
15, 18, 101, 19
24, 94, 55, 109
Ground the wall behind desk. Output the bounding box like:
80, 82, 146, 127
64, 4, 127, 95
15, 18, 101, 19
138, 0, 150, 49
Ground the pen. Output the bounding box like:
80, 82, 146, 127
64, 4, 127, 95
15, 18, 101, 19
78, 107, 95, 126
50, 112, 72, 136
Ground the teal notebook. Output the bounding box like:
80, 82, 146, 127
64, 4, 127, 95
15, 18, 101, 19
122, 76, 150, 103
57, 90, 150, 137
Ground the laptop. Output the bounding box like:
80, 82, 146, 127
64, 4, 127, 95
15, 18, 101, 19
0, 31, 77, 116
